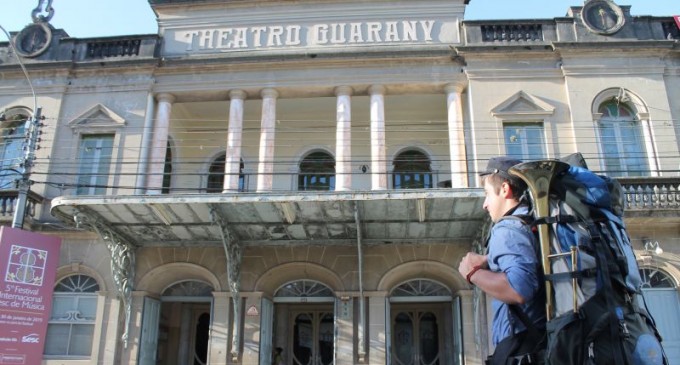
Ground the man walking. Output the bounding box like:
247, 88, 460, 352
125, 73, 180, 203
458, 156, 545, 364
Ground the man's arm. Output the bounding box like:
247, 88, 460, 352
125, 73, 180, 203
468, 268, 525, 304
458, 251, 526, 305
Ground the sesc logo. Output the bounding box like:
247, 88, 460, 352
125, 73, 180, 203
21, 333, 40, 343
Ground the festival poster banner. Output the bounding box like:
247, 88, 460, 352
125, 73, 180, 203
0, 227, 61, 365
675, 15, 680, 30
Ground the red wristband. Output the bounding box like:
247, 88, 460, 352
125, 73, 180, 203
466, 265, 483, 285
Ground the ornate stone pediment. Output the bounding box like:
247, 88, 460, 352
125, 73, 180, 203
68, 104, 126, 131
491, 91, 555, 119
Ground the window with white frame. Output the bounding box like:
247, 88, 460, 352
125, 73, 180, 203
0, 111, 29, 189
598, 101, 649, 177
503, 122, 546, 160
45, 275, 100, 357
76, 134, 114, 195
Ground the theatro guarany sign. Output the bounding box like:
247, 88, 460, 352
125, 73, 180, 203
162, 17, 460, 56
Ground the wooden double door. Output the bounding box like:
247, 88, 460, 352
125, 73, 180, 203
289, 308, 335, 365
391, 304, 447, 365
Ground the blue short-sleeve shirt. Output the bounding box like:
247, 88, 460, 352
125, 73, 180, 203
487, 205, 546, 345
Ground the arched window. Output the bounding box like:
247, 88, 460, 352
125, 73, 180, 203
640, 268, 675, 289
0, 111, 29, 189
390, 279, 451, 300
275, 280, 334, 299
206, 154, 245, 193
393, 150, 432, 189
598, 101, 649, 177
162, 280, 214, 297
298, 152, 335, 191
45, 275, 100, 357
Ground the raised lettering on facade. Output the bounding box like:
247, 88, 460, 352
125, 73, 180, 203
183, 20, 437, 52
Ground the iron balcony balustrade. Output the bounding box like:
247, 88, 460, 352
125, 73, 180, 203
618, 176, 680, 211
0, 189, 43, 225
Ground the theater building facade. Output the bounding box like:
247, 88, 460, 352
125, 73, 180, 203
1, 0, 679, 364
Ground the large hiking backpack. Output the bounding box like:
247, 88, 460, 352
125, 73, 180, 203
509, 155, 668, 365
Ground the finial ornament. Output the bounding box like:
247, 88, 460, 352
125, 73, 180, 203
31, 0, 55, 23
14, 0, 55, 58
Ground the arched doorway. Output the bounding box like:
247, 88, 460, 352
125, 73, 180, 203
272, 280, 336, 365
298, 151, 335, 191
388, 279, 462, 365
157, 280, 214, 365
392, 150, 432, 189
640, 267, 680, 362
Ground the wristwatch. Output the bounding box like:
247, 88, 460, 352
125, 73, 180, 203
14, 22, 52, 58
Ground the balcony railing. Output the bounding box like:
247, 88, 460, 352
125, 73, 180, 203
480, 23, 544, 42
86, 39, 142, 59
617, 177, 680, 211
0, 190, 43, 222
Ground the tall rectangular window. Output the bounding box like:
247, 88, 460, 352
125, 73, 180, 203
76, 134, 114, 195
504, 123, 546, 160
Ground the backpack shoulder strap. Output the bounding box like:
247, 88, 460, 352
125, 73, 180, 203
509, 304, 542, 338
499, 215, 531, 225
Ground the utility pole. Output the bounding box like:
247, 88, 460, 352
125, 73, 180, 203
12, 107, 42, 229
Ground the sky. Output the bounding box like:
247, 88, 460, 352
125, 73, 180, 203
0, 0, 678, 39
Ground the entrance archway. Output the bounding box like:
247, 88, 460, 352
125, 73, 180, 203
157, 280, 214, 365
272, 280, 336, 365
388, 279, 462, 365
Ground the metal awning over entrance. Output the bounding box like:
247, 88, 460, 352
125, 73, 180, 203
51, 189, 487, 358
50, 189, 486, 247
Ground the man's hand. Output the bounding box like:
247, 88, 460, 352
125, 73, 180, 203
458, 252, 488, 278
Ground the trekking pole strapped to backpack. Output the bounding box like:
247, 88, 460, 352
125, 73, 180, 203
508, 155, 668, 365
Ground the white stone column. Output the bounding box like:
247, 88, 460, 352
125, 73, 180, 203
335, 86, 353, 191
257, 88, 278, 192
445, 84, 468, 187
369, 85, 387, 190
224, 90, 247, 192
147, 93, 174, 194
368, 293, 388, 365
208, 292, 231, 365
